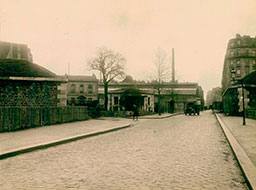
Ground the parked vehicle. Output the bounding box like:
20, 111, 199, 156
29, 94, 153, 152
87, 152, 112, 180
184, 98, 201, 116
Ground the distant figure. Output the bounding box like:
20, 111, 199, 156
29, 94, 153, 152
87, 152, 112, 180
195, 105, 200, 115
133, 105, 139, 120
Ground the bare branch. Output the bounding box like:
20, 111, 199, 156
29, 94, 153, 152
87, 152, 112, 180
87, 46, 126, 83
152, 47, 171, 83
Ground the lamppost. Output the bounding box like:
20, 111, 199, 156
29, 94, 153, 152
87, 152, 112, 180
241, 79, 246, 125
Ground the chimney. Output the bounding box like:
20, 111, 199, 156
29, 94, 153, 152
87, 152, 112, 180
172, 48, 175, 83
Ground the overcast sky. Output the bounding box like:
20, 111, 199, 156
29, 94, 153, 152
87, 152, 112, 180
1, 0, 256, 95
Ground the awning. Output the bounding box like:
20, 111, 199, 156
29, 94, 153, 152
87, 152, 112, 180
242, 71, 256, 85
234, 71, 256, 85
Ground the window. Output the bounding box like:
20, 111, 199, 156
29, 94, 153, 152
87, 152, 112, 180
148, 97, 150, 105
245, 66, 250, 75
237, 49, 240, 56
88, 84, 93, 94
114, 96, 119, 105
79, 85, 84, 93
236, 60, 240, 66
230, 70, 236, 79
253, 60, 256, 70
70, 84, 76, 93
230, 51, 234, 56
237, 40, 241, 45
253, 50, 256, 56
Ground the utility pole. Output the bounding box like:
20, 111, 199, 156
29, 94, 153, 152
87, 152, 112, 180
172, 48, 175, 83
171, 48, 175, 113
241, 80, 246, 125
68, 62, 70, 75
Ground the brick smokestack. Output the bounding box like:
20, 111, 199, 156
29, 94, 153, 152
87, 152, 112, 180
172, 48, 175, 83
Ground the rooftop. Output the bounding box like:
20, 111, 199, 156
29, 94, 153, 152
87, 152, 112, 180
65, 75, 98, 82
0, 59, 57, 78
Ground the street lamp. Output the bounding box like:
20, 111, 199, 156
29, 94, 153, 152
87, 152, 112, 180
241, 79, 246, 125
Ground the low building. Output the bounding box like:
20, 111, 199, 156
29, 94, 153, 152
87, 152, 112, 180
64, 75, 98, 106
0, 59, 67, 107
98, 82, 204, 113
157, 83, 204, 113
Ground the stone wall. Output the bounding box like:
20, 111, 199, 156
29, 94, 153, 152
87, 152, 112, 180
0, 80, 59, 107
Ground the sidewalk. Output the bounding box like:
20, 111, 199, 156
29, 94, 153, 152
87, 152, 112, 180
215, 113, 256, 189
0, 113, 180, 160
138, 112, 182, 119
0, 117, 132, 159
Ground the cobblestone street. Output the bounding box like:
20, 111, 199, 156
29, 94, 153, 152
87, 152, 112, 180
0, 111, 249, 190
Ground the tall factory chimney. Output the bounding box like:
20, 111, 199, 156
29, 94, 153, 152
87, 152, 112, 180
172, 48, 175, 83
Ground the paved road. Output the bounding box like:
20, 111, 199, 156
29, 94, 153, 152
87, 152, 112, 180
0, 111, 249, 190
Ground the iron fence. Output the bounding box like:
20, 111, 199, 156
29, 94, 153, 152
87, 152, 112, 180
246, 108, 256, 119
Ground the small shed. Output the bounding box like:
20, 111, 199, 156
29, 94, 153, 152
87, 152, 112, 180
0, 59, 67, 107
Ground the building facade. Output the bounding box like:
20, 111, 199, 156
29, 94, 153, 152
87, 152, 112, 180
65, 75, 98, 106
222, 34, 256, 115
98, 82, 204, 114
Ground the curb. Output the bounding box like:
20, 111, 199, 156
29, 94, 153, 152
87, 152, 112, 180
139, 112, 182, 119
214, 113, 256, 190
0, 123, 131, 160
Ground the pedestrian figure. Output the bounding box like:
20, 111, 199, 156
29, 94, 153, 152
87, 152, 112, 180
133, 105, 139, 120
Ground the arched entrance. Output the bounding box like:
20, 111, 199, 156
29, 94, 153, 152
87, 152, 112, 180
77, 96, 86, 106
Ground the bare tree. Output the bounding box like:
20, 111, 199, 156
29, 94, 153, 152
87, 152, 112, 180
206, 87, 222, 107
152, 48, 171, 115
88, 47, 126, 110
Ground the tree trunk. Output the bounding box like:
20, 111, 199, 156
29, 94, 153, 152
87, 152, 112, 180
158, 88, 161, 115
104, 83, 108, 110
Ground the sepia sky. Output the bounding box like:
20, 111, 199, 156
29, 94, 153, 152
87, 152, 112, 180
1, 0, 256, 95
